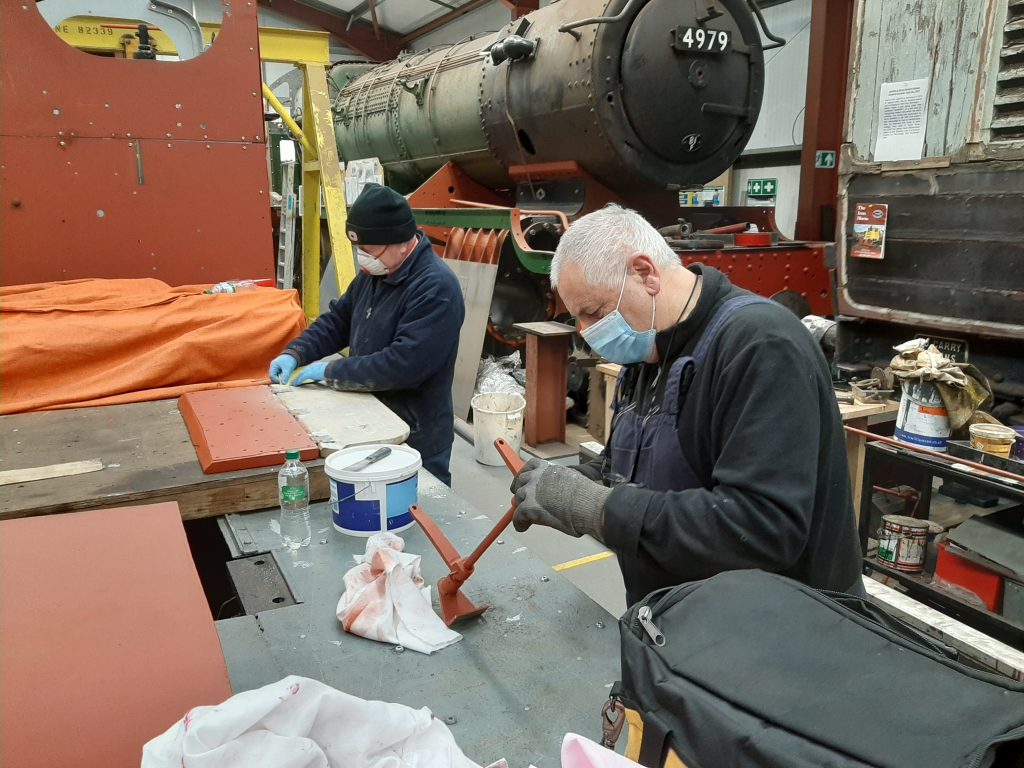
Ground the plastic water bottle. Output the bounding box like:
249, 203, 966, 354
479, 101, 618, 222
278, 450, 311, 549
205, 280, 258, 294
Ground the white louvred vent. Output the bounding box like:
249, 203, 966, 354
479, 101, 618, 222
992, 0, 1024, 139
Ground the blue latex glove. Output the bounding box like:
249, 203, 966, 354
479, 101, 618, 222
269, 354, 298, 384
289, 362, 328, 387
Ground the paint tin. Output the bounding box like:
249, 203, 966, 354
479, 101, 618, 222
969, 423, 1017, 459
877, 514, 929, 573
894, 380, 950, 452
325, 444, 421, 537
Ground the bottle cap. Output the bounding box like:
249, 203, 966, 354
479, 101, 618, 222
285, 450, 300, 460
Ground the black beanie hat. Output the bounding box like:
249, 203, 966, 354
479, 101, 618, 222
346, 183, 416, 246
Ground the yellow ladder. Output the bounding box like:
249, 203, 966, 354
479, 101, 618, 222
261, 46, 355, 322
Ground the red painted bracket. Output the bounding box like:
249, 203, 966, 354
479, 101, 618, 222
411, 438, 525, 625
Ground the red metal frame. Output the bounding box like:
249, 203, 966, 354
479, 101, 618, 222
679, 243, 832, 317
410, 438, 525, 625
795, 0, 854, 242
0, 2, 273, 286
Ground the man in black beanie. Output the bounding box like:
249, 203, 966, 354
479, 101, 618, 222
268, 183, 466, 486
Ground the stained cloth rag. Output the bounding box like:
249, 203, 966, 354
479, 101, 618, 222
889, 338, 993, 430
0, 279, 306, 414
337, 533, 462, 654
561, 734, 639, 768
141, 675, 482, 768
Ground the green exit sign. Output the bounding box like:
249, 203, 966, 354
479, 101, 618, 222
746, 178, 778, 197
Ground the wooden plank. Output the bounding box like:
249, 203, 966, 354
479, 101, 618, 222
839, 399, 899, 422
848, 0, 883, 156
0, 459, 103, 486
0, 399, 328, 521
593, 364, 622, 445
846, 415, 870, 521
514, 320, 576, 337
865, 575, 1024, 681
0, 503, 232, 767
839, 399, 898, 520
586, 368, 607, 444
524, 423, 591, 460
522, 331, 570, 445
271, 384, 409, 456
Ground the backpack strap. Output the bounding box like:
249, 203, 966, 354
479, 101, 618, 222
638, 710, 673, 768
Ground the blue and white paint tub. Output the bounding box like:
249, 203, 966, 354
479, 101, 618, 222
325, 444, 421, 536
894, 380, 951, 452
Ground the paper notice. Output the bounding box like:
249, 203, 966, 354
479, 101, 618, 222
850, 203, 888, 260
873, 79, 929, 162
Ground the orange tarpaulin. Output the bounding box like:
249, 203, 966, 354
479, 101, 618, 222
1, 279, 307, 414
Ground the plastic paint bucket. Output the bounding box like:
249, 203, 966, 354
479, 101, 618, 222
471, 392, 526, 466
877, 514, 929, 573
894, 380, 950, 452
969, 423, 1017, 459
325, 444, 421, 536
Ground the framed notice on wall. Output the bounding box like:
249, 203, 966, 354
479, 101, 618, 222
851, 203, 888, 260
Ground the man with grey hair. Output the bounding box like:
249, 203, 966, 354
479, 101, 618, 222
511, 204, 862, 604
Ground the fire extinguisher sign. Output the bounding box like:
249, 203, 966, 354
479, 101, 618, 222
851, 203, 888, 260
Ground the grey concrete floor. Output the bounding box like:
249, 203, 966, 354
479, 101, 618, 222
449, 433, 627, 618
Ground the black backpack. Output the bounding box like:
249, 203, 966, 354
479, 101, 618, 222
605, 570, 1024, 768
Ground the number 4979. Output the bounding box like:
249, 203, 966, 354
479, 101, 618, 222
678, 26, 731, 53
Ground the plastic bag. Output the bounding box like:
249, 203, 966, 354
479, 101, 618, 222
475, 352, 524, 397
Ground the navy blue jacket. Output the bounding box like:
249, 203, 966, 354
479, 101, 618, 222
285, 233, 465, 459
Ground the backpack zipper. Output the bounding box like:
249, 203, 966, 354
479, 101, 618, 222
637, 605, 666, 646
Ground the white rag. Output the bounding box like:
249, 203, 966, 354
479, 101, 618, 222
560, 733, 638, 768
337, 533, 462, 655
141, 676, 482, 768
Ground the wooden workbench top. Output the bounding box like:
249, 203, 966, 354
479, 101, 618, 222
0, 387, 407, 521
839, 398, 901, 422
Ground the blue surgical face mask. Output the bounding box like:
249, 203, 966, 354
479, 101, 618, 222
580, 266, 656, 364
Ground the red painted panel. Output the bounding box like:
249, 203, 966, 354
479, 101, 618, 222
1, 136, 273, 284
681, 245, 833, 317
0, 2, 272, 285
0, 503, 232, 768
180, 385, 320, 473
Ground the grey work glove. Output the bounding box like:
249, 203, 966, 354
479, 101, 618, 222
510, 459, 611, 540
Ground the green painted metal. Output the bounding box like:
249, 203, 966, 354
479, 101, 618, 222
412, 207, 553, 275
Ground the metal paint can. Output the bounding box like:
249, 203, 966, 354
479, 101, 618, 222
877, 514, 929, 573
894, 380, 950, 452
969, 423, 1017, 458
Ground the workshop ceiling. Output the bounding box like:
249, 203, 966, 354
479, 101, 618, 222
258, 0, 514, 60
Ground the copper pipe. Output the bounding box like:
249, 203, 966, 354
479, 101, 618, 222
700, 222, 749, 235
844, 426, 1024, 483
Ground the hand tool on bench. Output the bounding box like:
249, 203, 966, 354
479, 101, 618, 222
410, 438, 524, 625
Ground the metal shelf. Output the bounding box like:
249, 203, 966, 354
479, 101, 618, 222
864, 557, 1024, 649
858, 441, 1024, 650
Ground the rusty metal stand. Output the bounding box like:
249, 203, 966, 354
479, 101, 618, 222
410, 438, 524, 625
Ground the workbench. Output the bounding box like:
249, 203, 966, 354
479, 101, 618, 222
0, 389, 407, 521
214, 471, 621, 767
839, 399, 901, 518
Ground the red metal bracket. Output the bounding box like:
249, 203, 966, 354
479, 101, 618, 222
410, 438, 525, 625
